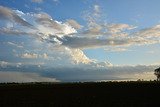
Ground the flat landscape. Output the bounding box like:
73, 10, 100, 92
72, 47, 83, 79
0, 81, 160, 107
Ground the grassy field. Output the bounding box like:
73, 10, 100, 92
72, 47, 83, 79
0, 81, 160, 107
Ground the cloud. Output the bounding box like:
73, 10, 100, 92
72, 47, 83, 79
1, 61, 158, 82
0, 71, 59, 82
0, 61, 9, 68
81, 5, 137, 38
106, 24, 137, 37
7, 41, 23, 48
21, 53, 38, 59
0, 27, 36, 36
61, 36, 155, 49
31, 0, 43, 3
0, 5, 160, 69
35, 13, 77, 38
66, 19, 82, 29
107, 23, 136, 34
20, 53, 49, 59
66, 48, 93, 64
135, 24, 160, 38
0, 6, 33, 28
1, 6, 158, 50
0, 7, 76, 39
81, 25, 102, 37
82, 4, 103, 37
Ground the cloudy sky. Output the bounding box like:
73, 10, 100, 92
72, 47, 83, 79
0, 0, 160, 82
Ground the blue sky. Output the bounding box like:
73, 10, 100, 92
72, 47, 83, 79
0, 0, 160, 82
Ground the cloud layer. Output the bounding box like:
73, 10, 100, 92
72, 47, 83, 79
0, 5, 160, 82
0, 61, 158, 82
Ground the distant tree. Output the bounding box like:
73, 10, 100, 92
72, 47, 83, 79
154, 67, 160, 81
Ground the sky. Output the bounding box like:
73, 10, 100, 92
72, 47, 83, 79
0, 0, 160, 82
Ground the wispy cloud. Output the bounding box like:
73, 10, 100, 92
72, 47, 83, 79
7, 41, 23, 48
0, 6, 34, 28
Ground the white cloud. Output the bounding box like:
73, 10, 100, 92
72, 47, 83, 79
20, 53, 49, 59
34, 13, 77, 38
21, 53, 38, 59
0, 61, 9, 67
66, 48, 93, 64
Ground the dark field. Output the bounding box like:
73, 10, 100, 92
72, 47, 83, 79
0, 81, 160, 107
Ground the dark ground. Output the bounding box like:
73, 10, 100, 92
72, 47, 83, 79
0, 81, 160, 107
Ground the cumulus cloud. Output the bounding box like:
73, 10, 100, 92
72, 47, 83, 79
66, 48, 93, 64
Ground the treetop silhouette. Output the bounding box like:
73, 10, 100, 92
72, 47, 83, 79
154, 67, 160, 81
